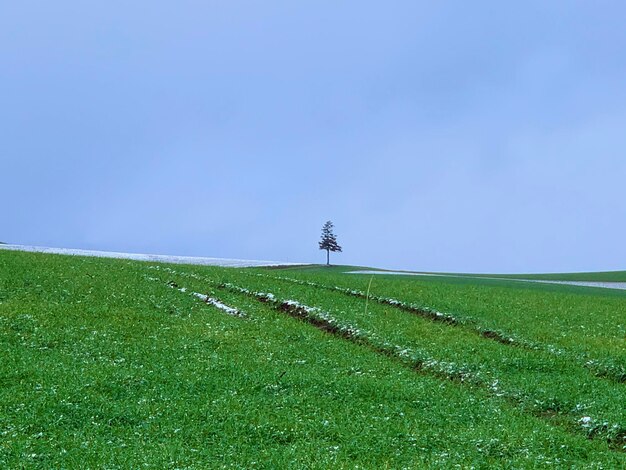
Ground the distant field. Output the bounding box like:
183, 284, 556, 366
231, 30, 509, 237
0, 243, 301, 268
279, 263, 626, 282
414, 269, 626, 283
1, 251, 625, 467
479, 271, 626, 282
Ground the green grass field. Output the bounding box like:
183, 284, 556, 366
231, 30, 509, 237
422, 270, 626, 282
322, 263, 626, 283
483, 271, 626, 282
1, 251, 625, 468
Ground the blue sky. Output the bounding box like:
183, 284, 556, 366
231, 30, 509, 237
3, 1, 626, 272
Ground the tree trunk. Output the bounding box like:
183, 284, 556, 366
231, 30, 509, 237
326, 249, 329, 266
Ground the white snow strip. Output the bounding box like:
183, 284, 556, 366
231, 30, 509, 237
346, 270, 626, 291
204, 296, 241, 316
188, 290, 244, 317
146, 274, 245, 317
184, 289, 244, 317
0, 244, 305, 268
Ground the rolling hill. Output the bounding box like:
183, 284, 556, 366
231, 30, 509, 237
1, 249, 624, 467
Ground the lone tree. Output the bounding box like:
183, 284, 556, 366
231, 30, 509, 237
319, 220, 342, 266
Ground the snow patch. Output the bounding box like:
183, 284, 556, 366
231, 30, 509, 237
147, 275, 245, 317
0, 243, 304, 268
346, 270, 626, 291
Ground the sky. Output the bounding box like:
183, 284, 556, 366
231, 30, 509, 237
2, 1, 626, 273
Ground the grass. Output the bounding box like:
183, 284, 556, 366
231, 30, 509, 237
477, 271, 626, 282
317, 262, 626, 282
268, 267, 626, 367
360, 268, 626, 283
1, 252, 625, 468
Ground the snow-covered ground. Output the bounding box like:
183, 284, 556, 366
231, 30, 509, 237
347, 270, 626, 291
0, 244, 304, 268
